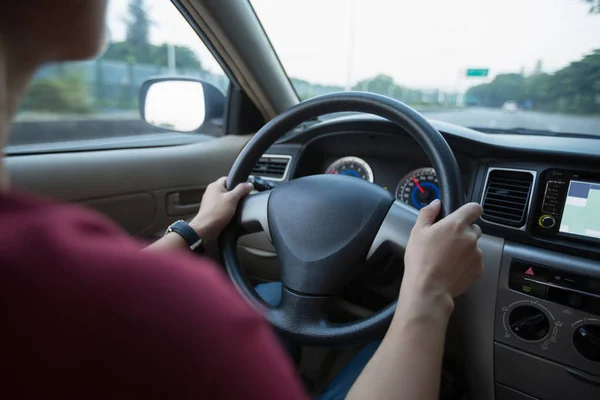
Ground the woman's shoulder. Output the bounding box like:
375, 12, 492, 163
0, 189, 269, 350
0, 190, 305, 398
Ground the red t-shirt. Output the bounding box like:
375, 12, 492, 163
0, 191, 306, 399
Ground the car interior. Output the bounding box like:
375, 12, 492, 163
6, 0, 600, 399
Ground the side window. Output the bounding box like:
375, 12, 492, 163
9, 0, 229, 151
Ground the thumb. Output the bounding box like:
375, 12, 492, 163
227, 182, 254, 203
416, 199, 441, 227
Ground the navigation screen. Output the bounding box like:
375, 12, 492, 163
559, 180, 600, 239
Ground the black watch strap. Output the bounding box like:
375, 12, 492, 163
165, 220, 203, 250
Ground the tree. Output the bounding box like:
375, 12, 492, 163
353, 74, 393, 94
120, 0, 152, 64
126, 0, 151, 47
21, 73, 94, 114
102, 0, 203, 70
290, 78, 342, 100
466, 73, 525, 108
522, 73, 551, 107
154, 45, 203, 70
466, 49, 600, 114
584, 0, 600, 13
352, 74, 408, 101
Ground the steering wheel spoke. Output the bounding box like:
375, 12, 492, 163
236, 190, 272, 241
268, 289, 330, 337
367, 200, 419, 260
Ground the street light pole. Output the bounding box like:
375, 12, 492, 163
345, 0, 356, 92
168, 43, 177, 74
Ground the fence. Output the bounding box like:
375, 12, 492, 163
29, 59, 230, 114
27, 60, 462, 116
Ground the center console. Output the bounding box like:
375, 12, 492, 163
494, 243, 600, 400
472, 164, 600, 399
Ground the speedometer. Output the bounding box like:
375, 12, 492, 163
396, 167, 440, 209
325, 156, 374, 183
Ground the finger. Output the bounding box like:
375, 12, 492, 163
207, 177, 228, 194
215, 176, 227, 188
415, 199, 442, 227
472, 249, 484, 276
226, 182, 254, 203
471, 223, 482, 239
445, 202, 483, 226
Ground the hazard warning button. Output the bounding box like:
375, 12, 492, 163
510, 260, 550, 283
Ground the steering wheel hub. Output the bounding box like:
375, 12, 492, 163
268, 174, 394, 295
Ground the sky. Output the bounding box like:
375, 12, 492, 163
107, 0, 600, 91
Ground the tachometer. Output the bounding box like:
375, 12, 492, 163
396, 167, 439, 209
325, 156, 374, 183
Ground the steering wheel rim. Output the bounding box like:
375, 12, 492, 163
220, 92, 464, 346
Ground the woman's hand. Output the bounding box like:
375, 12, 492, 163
400, 199, 483, 314
347, 200, 483, 400
190, 177, 254, 240
146, 177, 253, 252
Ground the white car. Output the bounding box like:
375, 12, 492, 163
502, 100, 519, 112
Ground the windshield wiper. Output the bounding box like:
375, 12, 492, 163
469, 127, 595, 139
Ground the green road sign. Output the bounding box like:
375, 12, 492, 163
466, 68, 489, 77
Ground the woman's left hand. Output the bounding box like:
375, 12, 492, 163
190, 177, 254, 240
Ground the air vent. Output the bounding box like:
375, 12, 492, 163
481, 169, 535, 229
251, 155, 291, 181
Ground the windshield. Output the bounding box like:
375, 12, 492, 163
251, 0, 600, 137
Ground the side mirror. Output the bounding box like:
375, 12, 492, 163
139, 77, 226, 133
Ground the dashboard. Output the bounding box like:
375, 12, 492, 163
325, 157, 439, 209
271, 118, 600, 259
291, 130, 476, 211
248, 114, 600, 400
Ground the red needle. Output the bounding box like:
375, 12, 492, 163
412, 177, 425, 194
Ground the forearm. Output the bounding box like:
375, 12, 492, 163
144, 232, 189, 251
346, 290, 453, 400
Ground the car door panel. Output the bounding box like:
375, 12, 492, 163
6, 134, 251, 237
84, 192, 156, 236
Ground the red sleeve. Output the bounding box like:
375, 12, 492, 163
0, 193, 307, 399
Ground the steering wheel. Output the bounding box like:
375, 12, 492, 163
220, 92, 463, 346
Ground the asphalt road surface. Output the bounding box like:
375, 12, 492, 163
420, 107, 600, 136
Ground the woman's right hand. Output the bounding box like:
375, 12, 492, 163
400, 200, 484, 314
348, 200, 484, 400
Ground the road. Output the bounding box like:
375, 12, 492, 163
420, 107, 600, 136
7, 106, 600, 149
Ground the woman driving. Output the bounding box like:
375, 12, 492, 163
0, 1, 483, 399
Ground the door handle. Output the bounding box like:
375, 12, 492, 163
166, 192, 201, 216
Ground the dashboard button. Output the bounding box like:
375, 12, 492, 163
509, 275, 547, 298
573, 325, 600, 362
550, 270, 586, 289
511, 261, 550, 283
539, 214, 556, 229
509, 305, 550, 341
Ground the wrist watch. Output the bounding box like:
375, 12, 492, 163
165, 220, 203, 251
